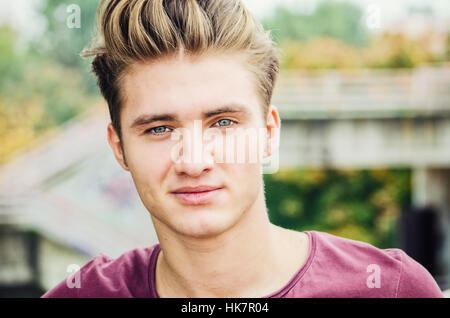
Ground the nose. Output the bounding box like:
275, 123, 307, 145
172, 123, 216, 177
174, 157, 214, 177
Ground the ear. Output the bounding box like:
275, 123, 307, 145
107, 123, 129, 171
264, 105, 281, 158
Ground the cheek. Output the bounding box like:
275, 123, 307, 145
127, 140, 174, 185
226, 162, 261, 191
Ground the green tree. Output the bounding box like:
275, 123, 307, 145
30, 0, 102, 94
262, 0, 369, 47
0, 27, 25, 95
263, 169, 411, 248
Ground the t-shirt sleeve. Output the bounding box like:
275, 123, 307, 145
40, 253, 111, 298
389, 249, 443, 298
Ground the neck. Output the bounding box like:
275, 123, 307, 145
152, 185, 299, 298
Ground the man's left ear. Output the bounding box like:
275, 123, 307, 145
264, 104, 281, 158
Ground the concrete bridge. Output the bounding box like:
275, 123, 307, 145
274, 66, 450, 213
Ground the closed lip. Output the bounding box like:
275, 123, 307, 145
171, 185, 223, 193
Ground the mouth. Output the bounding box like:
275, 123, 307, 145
171, 186, 224, 205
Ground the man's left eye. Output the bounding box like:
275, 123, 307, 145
214, 119, 236, 127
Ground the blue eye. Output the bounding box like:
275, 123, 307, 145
146, 126, 170, 135
215, 119, 235, 127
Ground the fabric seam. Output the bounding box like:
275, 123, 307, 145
394, 249, 404, 298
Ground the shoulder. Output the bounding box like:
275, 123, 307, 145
301, 231, 442, 297
384, 248, 443, 298
41, 244, 159, 298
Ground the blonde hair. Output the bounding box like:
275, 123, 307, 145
82, 0, 280, 147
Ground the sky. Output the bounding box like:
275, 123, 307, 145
0, 0, 46, 44
0, 0, 449, 43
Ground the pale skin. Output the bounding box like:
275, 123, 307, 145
107, 50, 310, 297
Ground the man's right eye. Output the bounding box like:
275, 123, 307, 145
145, 126, 171, 135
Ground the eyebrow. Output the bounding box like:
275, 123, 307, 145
130, 103, 250, 130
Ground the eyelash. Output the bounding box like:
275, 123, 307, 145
144, 118, 238, 136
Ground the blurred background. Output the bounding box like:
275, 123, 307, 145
0, 0, 449, 297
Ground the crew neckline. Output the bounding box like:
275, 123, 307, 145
147, 230, 317, 298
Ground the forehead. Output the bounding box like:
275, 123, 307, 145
119, 52, 262, 124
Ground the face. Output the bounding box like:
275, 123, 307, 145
107, 51, 280, 239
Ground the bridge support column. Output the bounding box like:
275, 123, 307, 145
409, 167, 450, 289
413, 167, 450, 212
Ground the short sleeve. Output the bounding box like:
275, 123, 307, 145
390, 249, 443, 298
41, 253, 111, 298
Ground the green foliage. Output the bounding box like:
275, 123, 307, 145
263, 1, 447, 70
0, 27, 25, 92
32, 0, 100, 65
264, 169, 411, 248
277, 32, 443, 70
0, 23, 98, 163
262, 1, 369, 47
29, 0, 101, 94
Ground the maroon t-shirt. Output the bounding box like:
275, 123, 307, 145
41, 230, 443, 298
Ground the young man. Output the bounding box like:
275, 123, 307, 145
42, 0, 442, 298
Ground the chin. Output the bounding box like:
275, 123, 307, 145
175, 209, 238, 239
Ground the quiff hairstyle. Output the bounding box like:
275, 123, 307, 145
82, 0, 280, 155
